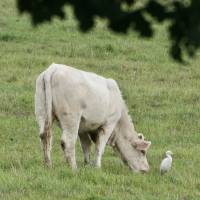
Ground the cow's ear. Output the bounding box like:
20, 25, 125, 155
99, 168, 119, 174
138, 133, 144, 140
134, 140, 151, 151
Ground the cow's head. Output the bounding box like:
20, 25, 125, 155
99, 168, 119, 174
113, 133, 151, 173
130, 133, 151, 172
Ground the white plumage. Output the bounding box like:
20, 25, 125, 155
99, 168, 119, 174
160, 150, 173, 175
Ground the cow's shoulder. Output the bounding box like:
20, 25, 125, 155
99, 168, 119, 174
106, 78, 119, 91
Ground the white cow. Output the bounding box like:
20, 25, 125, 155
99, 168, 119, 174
35, 63, 151, 172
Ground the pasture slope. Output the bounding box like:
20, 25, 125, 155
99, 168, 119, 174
0, 0, 200, 199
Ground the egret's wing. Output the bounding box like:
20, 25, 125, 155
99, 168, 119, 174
160, 158, 172, 173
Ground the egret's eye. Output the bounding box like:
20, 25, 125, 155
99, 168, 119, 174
141, 150, 146, 155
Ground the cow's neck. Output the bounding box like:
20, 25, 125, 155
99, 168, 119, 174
108, 104, 137, 147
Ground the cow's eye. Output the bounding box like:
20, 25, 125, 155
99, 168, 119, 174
141, 150, 146, 155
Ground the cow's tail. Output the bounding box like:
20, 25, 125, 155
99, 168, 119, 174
35, 65, 57, 166
35, 66, 55, 137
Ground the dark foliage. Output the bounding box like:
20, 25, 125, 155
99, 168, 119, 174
17, 0, 200, 62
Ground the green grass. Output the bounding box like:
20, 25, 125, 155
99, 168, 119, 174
0, 0, 200, 199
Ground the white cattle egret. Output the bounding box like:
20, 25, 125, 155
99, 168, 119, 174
160, 150, 173, 175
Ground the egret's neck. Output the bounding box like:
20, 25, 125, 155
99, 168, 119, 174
166, 155, 172, 160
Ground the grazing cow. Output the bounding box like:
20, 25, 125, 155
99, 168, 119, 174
35, 63, 151, 172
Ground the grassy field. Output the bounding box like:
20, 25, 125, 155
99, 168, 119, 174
0, 0, 200, 199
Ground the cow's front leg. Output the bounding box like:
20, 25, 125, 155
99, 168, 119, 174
95, 124, 115, 168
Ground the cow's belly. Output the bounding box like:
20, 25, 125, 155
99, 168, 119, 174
78, 117, 103, 133
79, 102, 109, 133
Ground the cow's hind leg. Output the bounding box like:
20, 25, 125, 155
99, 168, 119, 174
79, 133, 92, 164
60, 113, 81, 170
39, 122, 53, 167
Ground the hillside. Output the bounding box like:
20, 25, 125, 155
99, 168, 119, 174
0, 0, 200, 199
